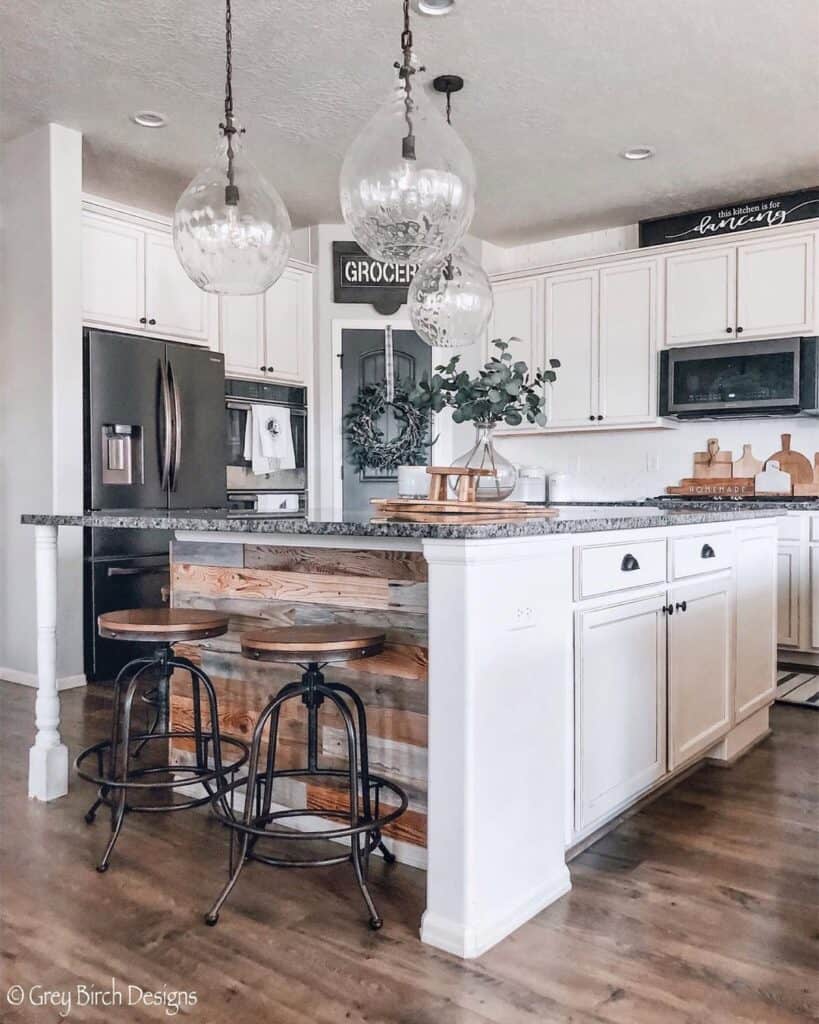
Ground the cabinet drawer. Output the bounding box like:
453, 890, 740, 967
670, 532, 733, 580
810, 516, 819, 543
575, 539, 667, 599
778, 515, 803, 541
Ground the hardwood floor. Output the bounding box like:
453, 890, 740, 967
1, 679, 817, 1023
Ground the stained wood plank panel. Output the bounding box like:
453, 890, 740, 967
172, 540, 244, 567
245, 545, 428, 582
305, 783, 428, 846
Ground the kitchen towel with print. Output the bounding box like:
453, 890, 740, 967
243, 405, 296, 475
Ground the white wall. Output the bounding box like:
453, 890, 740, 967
0, 124, 84, 681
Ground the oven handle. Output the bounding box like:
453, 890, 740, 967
226, 400, 306, 415
106, 565, 170, 577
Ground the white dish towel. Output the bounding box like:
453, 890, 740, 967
243, 405, 296, 476
256, 493, 300, 512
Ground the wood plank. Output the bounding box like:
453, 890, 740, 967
305, 782, 428, 847
322, 728, 427, 785
171, 540, 244, 567
173, 562, 426, 612
244, 545, 428, 582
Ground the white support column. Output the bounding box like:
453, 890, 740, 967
420, 535, 574, 958
28, 524, 68, 801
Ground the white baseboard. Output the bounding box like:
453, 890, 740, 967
420, 867, 572, 959
0, 668, 87, 691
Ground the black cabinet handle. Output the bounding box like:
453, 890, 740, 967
736, 326, 744, 334
726, 326, 733, 333
701, 543, 716, 559
675, 600, 688, 613
662, 604, 674, 616
588, 415, 595, 421
148, 318, 156, 325
621, 553, 640, 572
260, 366, 266, 372
139, 316, 147, 324
267, 366, 275, 372
597, 415, 604, 421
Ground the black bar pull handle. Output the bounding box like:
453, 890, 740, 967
701, 543, 716, 559
662, 604, 674, 616
621, 553, 640, 572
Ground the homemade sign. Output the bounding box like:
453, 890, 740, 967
333, 241, 419, 314
639, 187, 819, 247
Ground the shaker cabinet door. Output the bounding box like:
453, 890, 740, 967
664, 246, 736, 346
575, 594, 667, 832
82, 213, 145, 330
734, 527, 778, 722
736, 234, 815, 339
489, 278, 544, 434
220, 294, 267, 379
145, 230, 212, 343
668, 574, 733, 769
264, 267, 310, 383
544, 269, 598, 427
776, 542, 800, 647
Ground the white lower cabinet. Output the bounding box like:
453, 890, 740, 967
575, 594, 667, 831
811, 546, 819, 650
668, 573, 733, 769
734, 527, 778, 722
777, 542, 801, 647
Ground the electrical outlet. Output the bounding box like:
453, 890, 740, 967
646, 452, 660, 473
509, 605, 536, 631
568, 455, 581, 474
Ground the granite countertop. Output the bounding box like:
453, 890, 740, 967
21, 505, 784, 540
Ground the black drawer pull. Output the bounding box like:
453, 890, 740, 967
621, 553, 640, 572
701, 543, 716, 559
662, 604, 674, 616
675, 600, 688, 613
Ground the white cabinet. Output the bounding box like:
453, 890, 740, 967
488, 278, 544, 434
664, 246, 736, 346
575, 594, 667, 831
668, 573, 733, 769
219, 265, 313, 384
144, 230, 212, 342
82, 212, 145, 330
82, 203, 215, 347
219, 294, 266, 378
777, 542, 801, 647
811, 546, 819, 650
544, 258, 657, 429
736, 234, 814, 339
663, 233, 815, 346
734, 527, 778, 722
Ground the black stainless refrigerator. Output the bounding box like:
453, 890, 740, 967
83, 329, 226, 681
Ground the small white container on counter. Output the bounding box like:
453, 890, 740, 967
397, 465, 430, 498
511, 465, 548, 503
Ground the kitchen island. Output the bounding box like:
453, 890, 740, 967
22, 505, 781, 957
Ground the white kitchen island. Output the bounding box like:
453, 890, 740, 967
22, 505, 780, 958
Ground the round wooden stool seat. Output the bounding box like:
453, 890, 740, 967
241, 625, 385, 663
98, 608, 229, 643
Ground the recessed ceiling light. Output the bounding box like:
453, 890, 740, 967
414, 0, 455, 15
130, 111, 167, 128
621, 146, 655, 161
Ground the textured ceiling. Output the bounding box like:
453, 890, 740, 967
2, 0, 818, 244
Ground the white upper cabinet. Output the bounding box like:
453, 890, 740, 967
664, 245, 736, 346
736, 234, 815, 339
598, 260, 657, 425
488, 278, 544, 434
82, 212, 145, 330
219, 294, 266, 378
544, 269, 598, 428
144, 230, 212, 343
82, 202, 216, 347
263, 266, 311, 384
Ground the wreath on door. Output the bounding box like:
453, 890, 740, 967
344, 381, 432, 472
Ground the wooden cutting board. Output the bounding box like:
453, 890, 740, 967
733, 444, 763, 479
794, 453, 819, 497
370, 514, 551, 525
693, 438, 733, 479
765, 433, 813, 484
371, 498, 557, 518
667, 478, 754, 497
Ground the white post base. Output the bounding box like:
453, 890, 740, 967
28, 742, 69, 801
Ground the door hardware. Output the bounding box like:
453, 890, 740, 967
675, 600, 688, 613
701, 543, 716, 559
620, 554, 640, 572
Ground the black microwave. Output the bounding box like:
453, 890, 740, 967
660, 337, 819, 418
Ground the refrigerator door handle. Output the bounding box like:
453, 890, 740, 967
159, 359, 173, 489
168, 360, 183, 492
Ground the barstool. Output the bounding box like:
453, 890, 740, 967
205, 625, 408, 930
75, 609, 249, 872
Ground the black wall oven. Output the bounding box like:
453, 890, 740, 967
660, 337, 819, 418
225, 378, 308, 514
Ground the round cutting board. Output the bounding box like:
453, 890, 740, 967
765, 434, 814, 484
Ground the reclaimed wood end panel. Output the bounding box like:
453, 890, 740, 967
170, 543, 429, 848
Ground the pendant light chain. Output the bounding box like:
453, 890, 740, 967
394, 0, 424, 161
220, 0, 243, 205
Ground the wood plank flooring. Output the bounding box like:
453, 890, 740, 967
1, 680, 817, 1023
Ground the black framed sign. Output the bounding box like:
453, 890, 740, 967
639, 187, 819, 248
333, 241, 419, 315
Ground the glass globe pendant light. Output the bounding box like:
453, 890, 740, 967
409, 76, 493, 347
173, 0, 291, 294
339, 0, 476, 264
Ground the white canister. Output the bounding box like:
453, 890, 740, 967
511, 465, 548, 503
397, 465, 429, 498
548, 473, 569, 502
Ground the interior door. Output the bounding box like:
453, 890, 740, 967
736, 234, 815, 339
668, 573, 733, 768
664, 246, 736, 346
575, 593, 667, 832
341, 328, 431, 513
165, 342, 227, 509
145, 230, 212, 342
544, 269, 598, 427
734, 527, 778, 722
598, 260, 656, 424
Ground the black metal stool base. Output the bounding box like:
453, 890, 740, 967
205, 664, 408, 930
75, 649, 249, 873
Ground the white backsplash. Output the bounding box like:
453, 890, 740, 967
491, 419, 819, 502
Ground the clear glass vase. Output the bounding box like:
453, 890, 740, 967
452, 423, 518, 501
